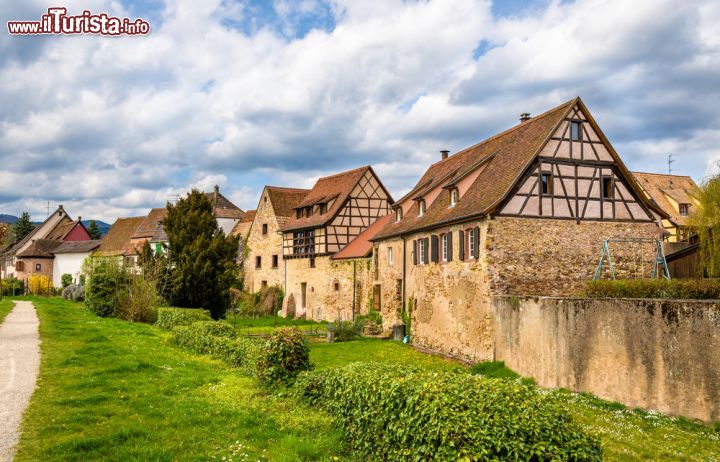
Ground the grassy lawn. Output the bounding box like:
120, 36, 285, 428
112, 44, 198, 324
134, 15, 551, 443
0, 298, 14, 324
15, 297, 347, 462
224, 314, 327, 336
13, 297, 719, 461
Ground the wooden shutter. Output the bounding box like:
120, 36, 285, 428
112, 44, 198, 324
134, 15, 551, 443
423, 238, 430, 264
473, 227, 480, 260
430, 235, 439, 263
447, 232, 453, 262
412, 240, 417, 265
458, 230, 465, 260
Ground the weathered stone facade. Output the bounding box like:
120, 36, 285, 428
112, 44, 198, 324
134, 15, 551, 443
16, 257, 54, 282
244, 191, 286, 293
283, 255, 373, 321
493, 296, 720, 422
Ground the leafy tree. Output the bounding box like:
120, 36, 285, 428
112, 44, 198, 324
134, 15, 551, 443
87, 220, 103, 240
163, 190, 239, 319
12, 212, 35, 243
690, 173, 720, 277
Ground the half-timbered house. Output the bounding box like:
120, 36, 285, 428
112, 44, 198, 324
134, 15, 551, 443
279, 166, 393, 320
371, 97, 668, 361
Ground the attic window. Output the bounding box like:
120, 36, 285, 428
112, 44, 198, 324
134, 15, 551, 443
262, 224, 268, 235
601, 176, 614, 199
296, 209, 302, 219
264, 196, 268, 202
679, 204, 690, 216
395, 208, 403, 222
418, 200, 426, 217
319, 203, 327, 215
541, 173, 553, 195
450, 188, 459, 207
305, 206, 313, 217
570, 121, 582, 141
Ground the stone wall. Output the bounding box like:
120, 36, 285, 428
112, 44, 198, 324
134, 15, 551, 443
282, 255, 373, 321
373, 237, 405, 329
487, 217, 662, 296
493, 296, 720, 421
244, 194, 285, 293
17, 257, 54, 283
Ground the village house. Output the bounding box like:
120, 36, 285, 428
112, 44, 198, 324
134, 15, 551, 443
51, 240, 102, 287
231, 209, 256, 242
633, 172, 700, 243
243, 187, 308, 292
371, 97, 669, 361
0, 206, 92, 282
130, 208, 168, 255
207, 185, 247, 235
279, 166, 393, 321
94, 216, 146, 263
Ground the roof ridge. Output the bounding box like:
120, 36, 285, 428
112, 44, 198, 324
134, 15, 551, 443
633, 171, 693, 179
428, 98, 577, 168
266, 186, 312, 192
316, 165, 369, 181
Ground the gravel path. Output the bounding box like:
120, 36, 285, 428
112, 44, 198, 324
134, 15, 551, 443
0, 301, 40, 462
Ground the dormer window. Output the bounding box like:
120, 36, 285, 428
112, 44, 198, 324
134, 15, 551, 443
305, 206, 313, 217
449, 188, 459, 207
296, 209, 302, 219
418, 200, 426, 217
395, 207, 403, 222
319, 203, 327, 215
679, 204, 690, 216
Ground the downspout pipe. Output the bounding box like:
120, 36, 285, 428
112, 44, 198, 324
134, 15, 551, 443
352, 259, 357, 321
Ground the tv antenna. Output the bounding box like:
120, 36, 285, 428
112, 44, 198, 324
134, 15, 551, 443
668, 154, 675, 175
167, 194, 180, 204
47, 201, 50, 218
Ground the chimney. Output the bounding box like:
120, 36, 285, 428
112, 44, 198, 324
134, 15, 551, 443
214, 185, 220, 194
440, 150, 450, 160
77, 216, 82, 222
519, 113, 531, 123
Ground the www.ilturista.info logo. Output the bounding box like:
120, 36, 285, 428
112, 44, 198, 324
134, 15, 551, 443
7, 7, 150, 36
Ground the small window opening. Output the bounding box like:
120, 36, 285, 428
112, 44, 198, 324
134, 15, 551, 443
418, 200, 426, 217
601, 176, 614, 199
679, 204, 690, 216
541, 173, 553, 195
450, 188, 459, 207
570, 121, 581, 141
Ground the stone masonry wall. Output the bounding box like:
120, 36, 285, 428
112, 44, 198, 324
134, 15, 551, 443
493, 296, 720, 421
373, 237, 405, 329
487, 217, 663, 296
244, 194, 285, 293
282, 256, 373, 321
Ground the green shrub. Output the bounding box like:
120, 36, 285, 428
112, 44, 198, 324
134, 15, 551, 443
584, 279, 720, 299
61, 273, 73, 288
256, 328, 312, 385
327, 318, 365, 342
237, 286, 284, 317
116, 276, 161, 324
85, 259, 129, 317
172, 322, 259, 376
293, 363, 602, 461
156, 307, 212, 330
1, 277, 24, 296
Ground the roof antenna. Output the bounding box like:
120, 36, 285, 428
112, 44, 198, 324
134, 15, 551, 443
47, 201, 50, 218
668, 153, 675, 175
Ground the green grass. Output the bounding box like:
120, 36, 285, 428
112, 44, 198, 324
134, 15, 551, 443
0, 298, 14, 324
15, 297, 347, 462
224, 314, 327, 336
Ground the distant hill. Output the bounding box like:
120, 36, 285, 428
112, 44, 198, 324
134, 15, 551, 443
0, 214, 18, 224
0, 215, 110, 237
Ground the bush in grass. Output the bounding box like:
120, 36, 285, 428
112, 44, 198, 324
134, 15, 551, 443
237, 286, 284, 317
62, 283, 85, 302
327, 318, 365, 342
293, 362, 602, 461
172, 321, 259, 375
85, 258, 129, 317
256, 328, 311, 385
156, 307, 212, 330
61, 273, 73, 288
116, 276, 161, 324
27, 273, 53, 296
1, 276, 24, 296
583, 279, 720, 299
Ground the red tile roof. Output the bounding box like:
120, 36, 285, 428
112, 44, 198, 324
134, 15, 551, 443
95, 217, 145, 256
332, 213, 392, 260
280, 166, 372, 232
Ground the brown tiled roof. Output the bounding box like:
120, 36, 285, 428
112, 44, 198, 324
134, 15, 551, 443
45, 220, 77, 240
266, 187, 311, 218
230, 210, 257, 238
17, 239, 62, 258
132, 208, 167, 239
280, 166, 371, 232
205, 187, 245, 219
95, 217, 144, 256
633, 172, 700, 226
375, 100, 575, 239
52, 240, 102, 254
333, 214, 392, 260
3, 207, 71, 256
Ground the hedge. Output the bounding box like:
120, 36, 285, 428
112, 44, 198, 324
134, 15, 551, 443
156, 307, 212, 330
256, 328, 312, 385
583, 279, 720, 299
293, 363, 602, 462
172, 321, 259, 376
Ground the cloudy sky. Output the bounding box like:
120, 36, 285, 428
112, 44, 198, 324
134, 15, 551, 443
1, 0, 719, 222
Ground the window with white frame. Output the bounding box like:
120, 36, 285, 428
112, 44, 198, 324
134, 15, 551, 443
450, 188, 459, 207
419, 239, 426, 264
441, 234, 449, 261
395, 207, 402, 222
468, 229, 476, 260
388, 247, 394, 266
418, 200, 426, 217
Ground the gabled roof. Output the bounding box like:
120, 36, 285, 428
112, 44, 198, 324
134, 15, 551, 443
132, 208, 167, 240
266, 187, 311, 218
280, 166, 373, 232
52, 240, 102, 254
333, 214, 392, 260
17, 239, 62, 258
633, 172, 700, 227
206, 186, 245, 219
3, 206, 71, 256
95, 217, 145, 256
45, 220, 80, 240
375, 97, 667, 240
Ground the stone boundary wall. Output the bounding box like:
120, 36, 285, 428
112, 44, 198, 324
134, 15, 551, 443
492, 296, 720, 422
